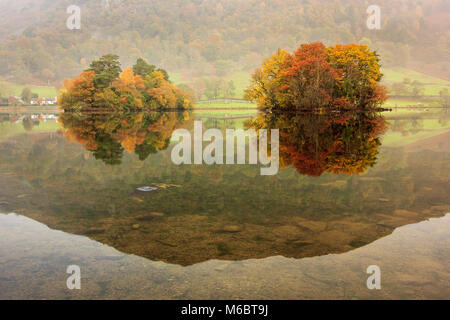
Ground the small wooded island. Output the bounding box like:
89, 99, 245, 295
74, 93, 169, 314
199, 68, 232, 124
245, 42, 387, 111
58, 54, 193, 111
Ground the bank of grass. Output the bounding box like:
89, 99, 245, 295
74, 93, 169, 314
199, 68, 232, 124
222, 71, 252, 98
193, 67, 448, 106
3, 67, 448, 106
0, 81, 59, 98
384, 108, 442, 117
382, 67, 450, 96
215, 68, 450, 100
382, 67, 450, 85
195, 101, 256, 108
193, 98, 440, 111
383, 97, 441, 108
194, 109, 257, 117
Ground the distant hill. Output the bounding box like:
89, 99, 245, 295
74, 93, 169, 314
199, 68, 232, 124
0, 0, 448, 85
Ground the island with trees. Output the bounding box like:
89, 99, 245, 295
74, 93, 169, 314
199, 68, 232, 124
58, 54, 194, 111
245, 42, 387, 111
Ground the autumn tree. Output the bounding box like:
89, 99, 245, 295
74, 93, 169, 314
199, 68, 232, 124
327, 44, 386, 107
58, 70, 96, 110
58, 55, 192, 111
282, 42, 340, 109
245, 49, 290, 109
246, 42, 387, 110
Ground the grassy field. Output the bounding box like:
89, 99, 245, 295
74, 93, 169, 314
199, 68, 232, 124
222, 71, 252, 99
2, 67, 448, 105
194, 109, 257, 117
382, 67, 450, 96
383, 97, 441, 108
193, 97, 441, 110
382, 67, 450, 85
191, 67, 449, 102
0, 81, 59, 99
195, 101, 256, 108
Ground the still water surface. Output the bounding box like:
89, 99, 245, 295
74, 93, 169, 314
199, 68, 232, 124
0, 109, 449, 299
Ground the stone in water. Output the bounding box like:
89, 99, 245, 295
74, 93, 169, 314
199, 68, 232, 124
136, 186, 158, 192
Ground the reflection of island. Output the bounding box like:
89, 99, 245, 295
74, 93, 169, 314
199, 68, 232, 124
1, 111, 449, 266
246, 111, 388, 176
58, 111, 190, 165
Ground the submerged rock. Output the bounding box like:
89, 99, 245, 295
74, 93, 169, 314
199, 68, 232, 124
393, 209, 419, 218
150, 212, 165, 217
296, 220, 327, 233
136, 186, 158, 192
135, 212, 165, 222
221, 225, 242, 233
152, 183, 181, 189
430, 205, 450, 213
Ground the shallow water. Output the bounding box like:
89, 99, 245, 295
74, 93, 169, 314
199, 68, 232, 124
0, 109, 449, 299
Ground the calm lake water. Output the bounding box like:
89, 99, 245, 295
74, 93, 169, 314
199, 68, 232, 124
0, 108, 449, 299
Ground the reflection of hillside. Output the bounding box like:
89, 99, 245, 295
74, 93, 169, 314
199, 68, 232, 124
1, 120, 449, 266
405, 131, 450, 152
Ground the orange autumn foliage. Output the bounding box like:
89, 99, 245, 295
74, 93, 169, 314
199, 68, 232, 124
246, 42, 387, 111
58, 55, 192, 111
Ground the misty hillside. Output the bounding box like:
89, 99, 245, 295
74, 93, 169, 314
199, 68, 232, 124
0, 0, 449, 85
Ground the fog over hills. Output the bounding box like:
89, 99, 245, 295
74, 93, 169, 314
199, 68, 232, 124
0, 0, 448, 85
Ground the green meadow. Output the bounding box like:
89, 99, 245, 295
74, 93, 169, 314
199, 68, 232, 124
0, 81, 59, 99
189, 67, 449, 106
382, 67, 450, 96
1, 67, 448, 107
382, 67, 450, 85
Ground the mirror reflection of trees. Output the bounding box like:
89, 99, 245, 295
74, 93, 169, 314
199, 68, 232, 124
3, 111, 450, 267
58, 111, 190, 165
247, 111, 388, 176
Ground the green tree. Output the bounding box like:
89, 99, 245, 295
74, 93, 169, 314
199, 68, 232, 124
21, 87, 33, 104
88, 54, 122, 89
133, 58, 156, 78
